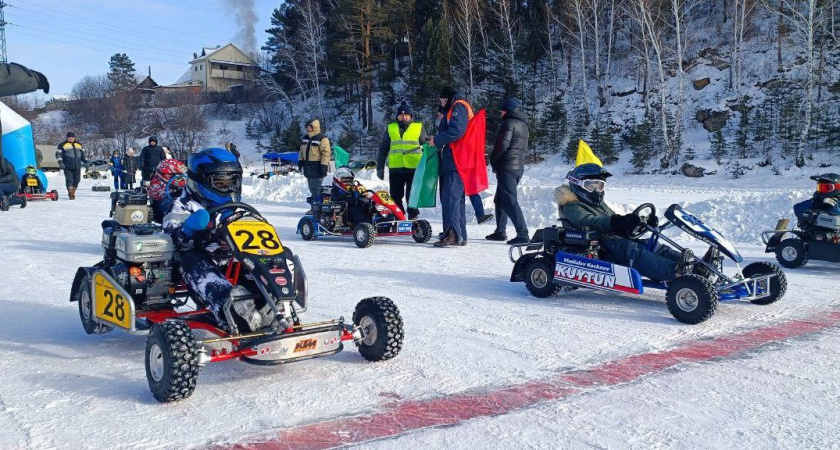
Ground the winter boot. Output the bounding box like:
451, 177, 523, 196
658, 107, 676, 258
407, 208, 420, 220
433, 230, 459, 247
477, 213, 494, 224
15, 195, 26, 209
675, 249, 696, 277
68, 186, 76, 200
0, 196, 9, 212
506, 236, 529, 245
485, 231, 508, 241
694, 247, 722, 279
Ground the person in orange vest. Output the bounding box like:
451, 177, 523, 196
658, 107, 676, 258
376, 101, 428, 219
429, 86, 472, 247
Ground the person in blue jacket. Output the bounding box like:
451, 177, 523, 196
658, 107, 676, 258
108, 150, 127, 190
429, 86, 471, 247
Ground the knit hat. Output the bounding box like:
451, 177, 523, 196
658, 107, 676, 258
66, 131, 75, 138
396, 101, 413, 118
439, 86, 456, 100
500, 98, 521, 113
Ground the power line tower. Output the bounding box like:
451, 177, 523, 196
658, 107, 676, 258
0, 1, 7, 63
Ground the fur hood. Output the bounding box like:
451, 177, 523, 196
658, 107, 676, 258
554, 183, 579, 207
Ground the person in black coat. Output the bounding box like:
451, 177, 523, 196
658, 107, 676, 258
123, 147, 138, 190
139, 136, 166, 184
0, 153, 24, 210
485, 98, 530, 245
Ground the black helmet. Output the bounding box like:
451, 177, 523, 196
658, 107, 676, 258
567, 163, 612, 206
186, 148, 243, 206
812, 173, 840, 200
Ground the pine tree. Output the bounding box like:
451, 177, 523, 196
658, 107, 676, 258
624, 114, 656, 173
565, 107, 588, 162
107, 53, 137, 92
589, 116, 616, 164
710, 129, 728, 164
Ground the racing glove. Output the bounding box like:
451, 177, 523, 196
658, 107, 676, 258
377, 168, 385, 180
647, 214, 659, 227
182, 209, 210, 238
609, 213, 642, 237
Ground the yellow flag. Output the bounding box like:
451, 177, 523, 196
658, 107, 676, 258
574, 140, 603, 167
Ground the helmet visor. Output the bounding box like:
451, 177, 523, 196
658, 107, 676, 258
569, 176, 606, 193
207, 172, 241, 194
817, 182, 840, 194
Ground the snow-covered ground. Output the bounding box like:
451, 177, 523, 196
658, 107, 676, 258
0, 168, 837, 449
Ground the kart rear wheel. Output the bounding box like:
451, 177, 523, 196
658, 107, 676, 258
412, 219, 433, 243
353, 223, 376, 248
51, 190, 59, 201
75, 274, 113, 335
666, 275, 719, 324
145, 320, 200, 403
299, 218, 317, 241
525, 258, 560, 298
775, 239, 808, 269
352, 297, 403, 361
742, 262, 787, 305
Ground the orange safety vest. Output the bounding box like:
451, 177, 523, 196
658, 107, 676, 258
446, 100, 475, 122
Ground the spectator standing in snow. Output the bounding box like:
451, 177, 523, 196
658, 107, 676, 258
0, 150, 24, 210
377, 101, 427, 219
139, 136, 166, 184
298, 119, 332, 201
108, 150, 126, 191
55, 131, 87, 200
123, 148, 138, 190
485, 98, 529, 245
225, 142, 241, 159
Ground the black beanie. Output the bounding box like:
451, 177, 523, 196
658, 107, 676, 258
66, 131, 75, 138
439, 86, 456, 100
396, 101, 413, 118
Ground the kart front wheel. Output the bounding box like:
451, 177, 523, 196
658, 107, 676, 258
353, 223, 376, 248
412, 219, 433, 243
51, 190, 59, 201
299, 218, 317, 241
145, 320, 200, 403
352, 297, 403, 361
775, 239, 808, 269
666, 275, 719, 324
75, 274, 113, 335
742, 262, 787, 305
525, 258, 560, 298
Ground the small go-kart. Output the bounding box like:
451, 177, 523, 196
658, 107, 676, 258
762, 211, 840, 268
70, 202, 404, 402
297, 178, 432, 248
510, 203, 787, 324
83, 160, 109, 180
18, 179, 59, 202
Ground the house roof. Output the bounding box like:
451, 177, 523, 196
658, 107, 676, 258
135, 76, 159, 90
189, 43, 256, 66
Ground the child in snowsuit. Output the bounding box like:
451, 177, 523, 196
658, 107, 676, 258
19, 165, 45, 194
148, 159, 188, 221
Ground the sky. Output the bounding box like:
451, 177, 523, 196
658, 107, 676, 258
6, 0, 277, 97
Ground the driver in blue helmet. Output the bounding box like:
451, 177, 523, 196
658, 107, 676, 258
555, 163, 697, 282
163, 148, 264, 331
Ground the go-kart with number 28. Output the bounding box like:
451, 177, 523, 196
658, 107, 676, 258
70, 201, 404, 403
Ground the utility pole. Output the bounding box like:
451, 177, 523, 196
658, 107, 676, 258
0, 1, 7, 63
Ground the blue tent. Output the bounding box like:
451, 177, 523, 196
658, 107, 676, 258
263, 152, 299, 163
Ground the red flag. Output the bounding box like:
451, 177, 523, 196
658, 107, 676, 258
451, 108, 489, 196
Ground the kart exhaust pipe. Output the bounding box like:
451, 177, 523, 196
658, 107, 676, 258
775, 218, 790, 231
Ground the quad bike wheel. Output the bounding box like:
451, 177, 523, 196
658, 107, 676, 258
666, 274, 719, 324
742, 262, 787, 305
412, 219, 433, 243
299, 217, 317, 241
352, 297, 403, 361
353, 223, 376, 248
775, 239, 808, 269
145, 320, 200, 403
524, 258, 561, 298
75, 274, 113, 335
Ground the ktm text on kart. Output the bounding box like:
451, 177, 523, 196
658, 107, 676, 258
510, 203, 787, 324
297, 181, 433, 248
70, 202, 404, 402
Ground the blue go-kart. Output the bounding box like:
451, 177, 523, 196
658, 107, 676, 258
509, 203, 787, 324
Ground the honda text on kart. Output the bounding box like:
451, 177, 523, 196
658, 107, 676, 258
70, 202, 404, 402
510, 203, 787, 324
297, 168, 433, 248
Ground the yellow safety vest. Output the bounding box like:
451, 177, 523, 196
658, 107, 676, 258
387, 122, 423, 169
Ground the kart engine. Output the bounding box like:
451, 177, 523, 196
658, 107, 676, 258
314, 193, 347, 231
101, 223, 177, 309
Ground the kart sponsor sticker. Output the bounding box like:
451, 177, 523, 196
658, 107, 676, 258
554, 252, 642, 294
275, 276, 287, 286
398, 222, 412, 233
293, 338, 317, 353
281, 287, 290, 295
269, 268, 286, 274
242, 259, 255, 270
227, 219, 284, 256
130, 211, 145, 222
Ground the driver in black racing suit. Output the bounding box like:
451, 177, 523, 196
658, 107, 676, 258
163, 148, 268, 332
555, 163, 698, 282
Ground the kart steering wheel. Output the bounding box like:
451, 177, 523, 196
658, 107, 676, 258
628, 203, 656, 239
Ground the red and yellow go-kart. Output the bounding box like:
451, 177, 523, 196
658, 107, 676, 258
70, 202, 404, 402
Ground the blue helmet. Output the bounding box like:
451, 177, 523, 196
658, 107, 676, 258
567, 163, 612, 206
186, 148, 243, 206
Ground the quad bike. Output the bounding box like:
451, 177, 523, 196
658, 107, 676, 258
297, 178, 432, 248
510, 203, 787, 324
70, 202, 404, 402
762, 211, 840, 269
83, 160, 109, 180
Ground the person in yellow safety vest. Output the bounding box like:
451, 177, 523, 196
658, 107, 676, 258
376, 101, 428, 219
